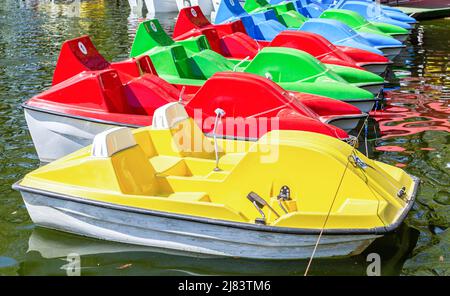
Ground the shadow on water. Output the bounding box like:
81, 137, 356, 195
0, 0, 448, 275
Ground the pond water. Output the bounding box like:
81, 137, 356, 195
0, 0, 448, 275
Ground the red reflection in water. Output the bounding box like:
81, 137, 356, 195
375, 146, 406, 152
395, 163, 407, 168
370, 90, 450, 139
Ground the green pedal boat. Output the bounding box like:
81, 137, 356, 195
131, 19, 384, 112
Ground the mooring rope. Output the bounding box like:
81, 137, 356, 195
303, 161, 350, 276
304, 117, 368, 276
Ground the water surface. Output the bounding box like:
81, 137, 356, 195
0, 0, 448, 275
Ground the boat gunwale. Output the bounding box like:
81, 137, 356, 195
23, 102, 362, 142
13, 175, 419, 236
22, 102, 142, 128
22, 103, 260, 142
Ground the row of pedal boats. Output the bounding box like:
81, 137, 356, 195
142, 0, 415, 31
14, 5, 419, 260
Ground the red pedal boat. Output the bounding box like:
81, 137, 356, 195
23, 36, 365, 162
173, 6, 392, 75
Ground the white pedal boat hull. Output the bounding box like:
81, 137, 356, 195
357, 82, 385, 96
378, 46, 405, 60
17, 189, 381, 260
24, 108, 117, 163
342, 99, 377, 114
321, 114, 367, 133
360, 62, 391, 75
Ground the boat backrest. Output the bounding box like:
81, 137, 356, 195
109, 55, 158, 79
130, 19, 175, 57
52, 36, 110, 85
173, 6, 227, 54
173, 6, 212, 37
91, 127, 159, 195
152, 102, 189, 130
52, 36, 158, 86
92, 127, 137, 158
237, 15, 265, 40
275, 1, 301, 14
215, 0, 249, 23
132, 20, 204, 79
193, 27, 225, 55
258, 9, 281, 22
174, 5, 248, 37
150, 102, 216, 158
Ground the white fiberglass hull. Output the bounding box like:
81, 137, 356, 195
360, 63, 390, 75
24, 108, 117, 162
18, 190, 380, 260
392, 34, 409, 43
357, 82, 384, 96
378, 46, 404, 60
343, 99, 376, 113
321, 114, 366, 133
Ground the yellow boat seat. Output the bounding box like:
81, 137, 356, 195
150, 155, 185, 176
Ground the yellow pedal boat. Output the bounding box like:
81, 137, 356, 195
14, 103, 419, 259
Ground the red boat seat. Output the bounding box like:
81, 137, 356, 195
173, 6, 261, 59
36, 36, 182, 116
39, 69, 133, 114
174, 6, 247, 37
